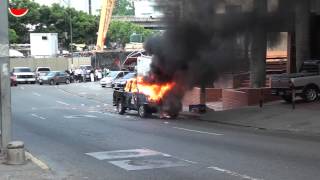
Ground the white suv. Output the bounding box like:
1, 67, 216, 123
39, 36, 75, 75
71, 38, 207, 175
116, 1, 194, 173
35, 67, 51, 81
12, 67, 36, 84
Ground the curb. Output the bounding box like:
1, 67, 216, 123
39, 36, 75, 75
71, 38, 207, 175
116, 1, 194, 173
25, 152, 50, 170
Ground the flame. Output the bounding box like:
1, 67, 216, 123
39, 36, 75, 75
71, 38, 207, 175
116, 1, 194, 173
126, 77, 175, 102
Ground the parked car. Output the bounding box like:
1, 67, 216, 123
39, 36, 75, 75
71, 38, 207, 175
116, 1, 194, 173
38, 71, 71, 85
271, 60, 320, 102
12, 67, 36, 84
100, 71, 128, 88
10, 73, 18, 87
113, 72, 137, 90
35, 67, 51, 81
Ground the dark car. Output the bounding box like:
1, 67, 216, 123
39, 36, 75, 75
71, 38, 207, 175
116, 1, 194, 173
112, 72, 137, 89
38, 71, 71, 85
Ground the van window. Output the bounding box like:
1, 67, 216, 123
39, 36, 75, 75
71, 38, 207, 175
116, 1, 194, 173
37, 68, 50, 72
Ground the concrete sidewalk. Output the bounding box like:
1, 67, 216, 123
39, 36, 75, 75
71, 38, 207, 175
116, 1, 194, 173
200, 100, 320, 135
0, 154, 55, 180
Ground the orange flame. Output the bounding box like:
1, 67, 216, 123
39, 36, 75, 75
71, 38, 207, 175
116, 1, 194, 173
136, 77, 175, 102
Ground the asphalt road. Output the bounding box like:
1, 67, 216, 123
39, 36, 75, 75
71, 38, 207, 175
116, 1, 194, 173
12, 83, 320, 180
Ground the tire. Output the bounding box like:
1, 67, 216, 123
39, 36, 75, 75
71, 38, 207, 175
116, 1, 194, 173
39, 83, 43, 85
168, 112, 179, 119
302, 86, 319, 102
66, 79, 70, 84
50, 80, 54, 85
138, 105, 149, 118
101, 85, 106, 88
281, 95, 292, 103
116, 101, 125, 115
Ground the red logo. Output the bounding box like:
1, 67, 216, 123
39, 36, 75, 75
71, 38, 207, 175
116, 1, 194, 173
9, 2, 29, 17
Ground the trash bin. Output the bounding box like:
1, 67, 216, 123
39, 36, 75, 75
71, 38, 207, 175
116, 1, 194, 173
6, 141, 25, 165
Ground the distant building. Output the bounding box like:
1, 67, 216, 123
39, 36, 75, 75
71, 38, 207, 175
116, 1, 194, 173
30, 33, 58, 58
134, 0, 163, 18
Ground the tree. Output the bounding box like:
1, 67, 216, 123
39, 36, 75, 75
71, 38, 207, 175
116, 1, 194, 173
107, 21, 154, 46
9, 29, 19, 43
8, 0, 99, 49
113, 0, 135, 16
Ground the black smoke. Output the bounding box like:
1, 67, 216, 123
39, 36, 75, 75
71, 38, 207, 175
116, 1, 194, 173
144, 0, 302, 112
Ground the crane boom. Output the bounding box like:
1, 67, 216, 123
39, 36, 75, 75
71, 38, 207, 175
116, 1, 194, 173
96, 0, 116, 51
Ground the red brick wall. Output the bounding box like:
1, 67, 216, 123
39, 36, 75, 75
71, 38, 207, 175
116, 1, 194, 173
222, 89, 249, 110
182, 88, 201, 106
206, 88, 222, 102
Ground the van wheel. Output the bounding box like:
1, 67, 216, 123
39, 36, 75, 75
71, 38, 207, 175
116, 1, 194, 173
303, 86, 319, 102
50, 80, 54, 85
281, 95, 292, 103
138, 105, 149, 118
116, 101, 125, 115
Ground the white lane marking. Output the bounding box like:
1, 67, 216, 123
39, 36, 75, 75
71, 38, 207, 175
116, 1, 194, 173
164, 121, 169, 124
32, 92, 41, 97
31, 107, 38, 110
31, 114, 46, 120
81, 104, 85, 106
179, 158, 198, 164
25, 152, 50, 170
56, 101, 70, 106
173, 127, 223, 136
64, 115, 98, 119
86, 149, 171, 160
20, 86, 25, 90
208, 166, 264, 180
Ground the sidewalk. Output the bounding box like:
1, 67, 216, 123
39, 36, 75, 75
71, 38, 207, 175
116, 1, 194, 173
199, 100, 320, 135
0, 153, 55, 180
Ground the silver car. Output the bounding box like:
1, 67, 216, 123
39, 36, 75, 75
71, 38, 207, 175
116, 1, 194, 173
39, 71, 71, 85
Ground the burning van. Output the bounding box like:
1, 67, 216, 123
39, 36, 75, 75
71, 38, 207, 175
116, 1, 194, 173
112, 55, 181, 118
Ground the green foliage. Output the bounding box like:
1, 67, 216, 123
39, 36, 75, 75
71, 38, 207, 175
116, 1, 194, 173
8, 0, 153, 49
108, 21, 154, 46
113, 0, 134, 16
8, 0, 99, 48
9, 29, 19, 43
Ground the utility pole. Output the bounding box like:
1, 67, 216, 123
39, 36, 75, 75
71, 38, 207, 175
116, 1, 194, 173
0, 0, 12, 153
67, 0, 74, 65
89, 0, 92, 15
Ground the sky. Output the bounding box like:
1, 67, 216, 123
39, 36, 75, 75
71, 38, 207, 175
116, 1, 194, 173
34, 0, 102, 15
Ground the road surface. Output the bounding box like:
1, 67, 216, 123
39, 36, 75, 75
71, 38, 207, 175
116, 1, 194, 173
12, 83, 320, 180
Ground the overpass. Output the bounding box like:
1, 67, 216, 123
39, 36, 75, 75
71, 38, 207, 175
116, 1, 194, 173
111, 16, 165, 29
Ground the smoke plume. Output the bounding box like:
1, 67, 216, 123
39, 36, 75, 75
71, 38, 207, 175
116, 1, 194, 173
144, 0, 301, 112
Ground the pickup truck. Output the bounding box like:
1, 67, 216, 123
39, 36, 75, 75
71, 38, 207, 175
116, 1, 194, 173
271, 60, 320, 102
113, 79, 159, 118
113, 79, 181, 118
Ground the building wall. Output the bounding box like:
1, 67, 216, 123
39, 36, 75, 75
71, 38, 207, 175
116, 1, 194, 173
10, 57, 91, 71
134, 0, 163, 18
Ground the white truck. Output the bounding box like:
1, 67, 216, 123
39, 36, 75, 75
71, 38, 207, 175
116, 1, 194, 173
271, 60, 320, 102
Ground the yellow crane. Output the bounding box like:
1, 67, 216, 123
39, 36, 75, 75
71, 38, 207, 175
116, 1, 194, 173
96, 0, 116, 51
